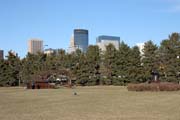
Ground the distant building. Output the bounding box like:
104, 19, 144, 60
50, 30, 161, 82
68, 29, 89, 53
28, 39, 43, 54
44, 48, 65, 56
96, 35, 120, 51
0, 50, 4, 59
136, 43, 145, 55
44, 48, 55, 55
68, 35, 77, 53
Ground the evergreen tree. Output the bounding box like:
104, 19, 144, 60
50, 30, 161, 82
142, 40, 158, 81
56, 49, 66, 69
113, 42, 131, 85
86, 45, 101, 85
21, 52, 47, 84
102, 44, 117, 85
5, 51, 21, 86
129, 46, 143, 83
0, 59, 8, 86
73, 50, 89, 86
159, 33, 180, 82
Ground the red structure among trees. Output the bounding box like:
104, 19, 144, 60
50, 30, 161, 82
27, 69, 74, 89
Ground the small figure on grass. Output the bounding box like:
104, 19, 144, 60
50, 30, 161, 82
32, 82, 35, 89
151, 70, 160, 83
72, 85, 77, 95
73, 92, 77, 95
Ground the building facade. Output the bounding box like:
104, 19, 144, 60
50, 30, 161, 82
44, 48, 62, 56
44, 48, 55, 55
96, 35, 120, 51
68, 35, 77, 53
28, 39, 43, 54
0, 50, 4, 59
68, 29, 89, 53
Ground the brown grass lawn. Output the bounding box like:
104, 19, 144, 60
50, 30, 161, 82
0, 86, 180, 120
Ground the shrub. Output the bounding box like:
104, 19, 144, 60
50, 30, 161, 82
127, 82, 180, 91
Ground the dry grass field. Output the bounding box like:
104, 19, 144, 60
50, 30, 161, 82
0, 86, 180, 120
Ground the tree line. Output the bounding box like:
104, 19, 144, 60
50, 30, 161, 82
0, 33, 180, 86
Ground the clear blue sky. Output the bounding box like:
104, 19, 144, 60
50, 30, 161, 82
0, 0, 180, 58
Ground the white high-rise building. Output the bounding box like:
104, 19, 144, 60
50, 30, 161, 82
68, 35, 78, 53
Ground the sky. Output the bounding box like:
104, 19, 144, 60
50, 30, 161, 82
0, 0, 180, 58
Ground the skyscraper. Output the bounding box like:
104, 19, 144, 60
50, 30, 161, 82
28, 39, 43, 54
68, 29, 89, 53
68, 35, 77, 53
96, 35, 120, 51
0, 50, 4, 59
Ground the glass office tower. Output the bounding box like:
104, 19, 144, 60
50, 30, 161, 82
73, 29, 89, 52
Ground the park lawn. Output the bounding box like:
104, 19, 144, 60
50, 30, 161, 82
0, 86, 180, 120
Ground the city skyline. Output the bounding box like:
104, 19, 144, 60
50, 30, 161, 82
0, 0, 180, 58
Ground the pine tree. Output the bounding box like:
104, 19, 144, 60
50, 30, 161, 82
159, 33, 180, 82
74, 50, 89, 86
142, 40, 158, 82
113, 42, 131, 85
21, 52, 47, 84
5, 51, 21, 86
86, 45, 101, 85
102, 44, 117, 85
0, 59, 8, 86
128, 46, 143, 83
